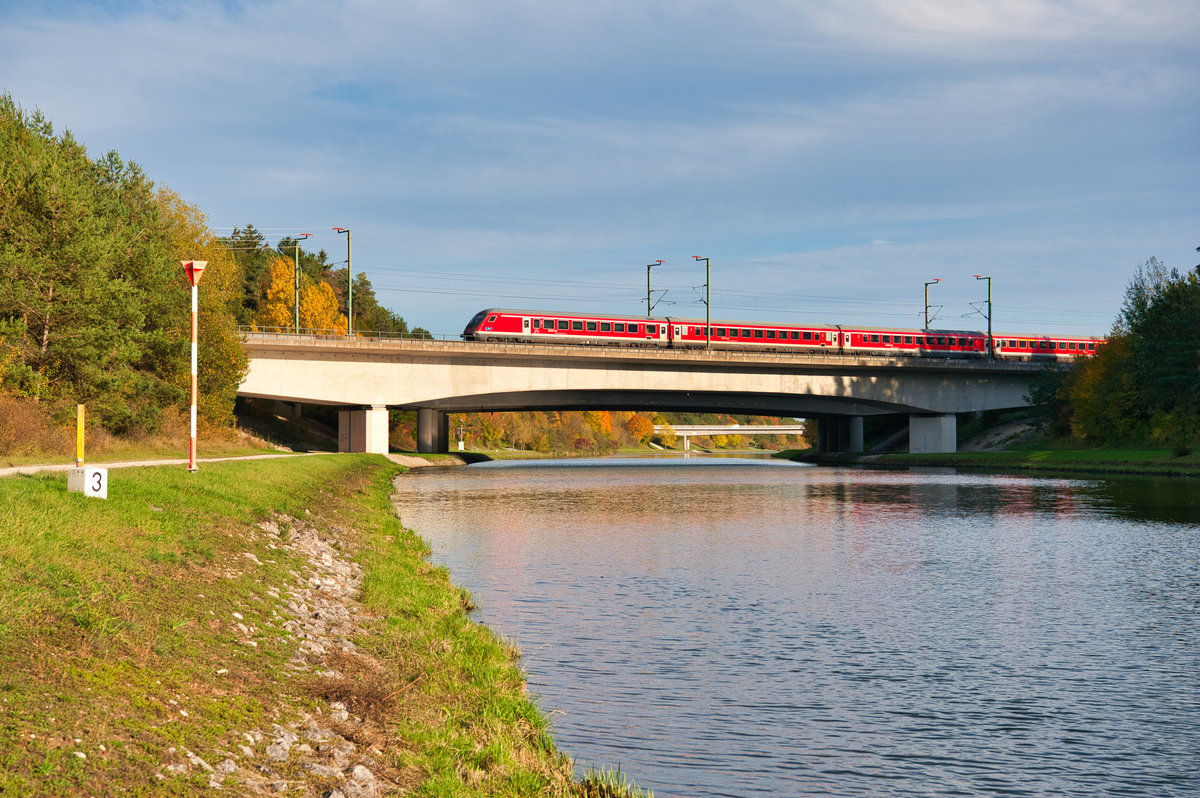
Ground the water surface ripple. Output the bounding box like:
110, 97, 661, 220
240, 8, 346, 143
392, 460, 1200, 797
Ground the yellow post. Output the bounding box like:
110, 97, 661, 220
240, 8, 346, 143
75, 404, 85, 467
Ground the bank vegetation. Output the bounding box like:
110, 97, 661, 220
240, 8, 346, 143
0, 454, 650, 796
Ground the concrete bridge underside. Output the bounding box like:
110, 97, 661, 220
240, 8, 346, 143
237, 335, 1045, 455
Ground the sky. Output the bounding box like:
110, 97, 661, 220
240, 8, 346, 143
2, 0, 1197, 338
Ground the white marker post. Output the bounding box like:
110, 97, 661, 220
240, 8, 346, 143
182, 260, 206, 472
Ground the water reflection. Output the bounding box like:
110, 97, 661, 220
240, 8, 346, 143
393, 461, 1200, 797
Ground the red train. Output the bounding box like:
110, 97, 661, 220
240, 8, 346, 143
461, 308, 1103, 359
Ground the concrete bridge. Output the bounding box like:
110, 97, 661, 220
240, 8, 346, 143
237, 333, 1046, 455
653, 424, 808, 451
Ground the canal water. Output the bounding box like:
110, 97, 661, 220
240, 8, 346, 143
390, 458, 1200, 797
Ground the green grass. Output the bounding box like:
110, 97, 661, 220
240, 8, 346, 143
0, 454, 651, 796
870, 445, 1200, 476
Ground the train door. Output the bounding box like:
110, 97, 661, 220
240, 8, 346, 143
672, 325, 681, 347
523, 318, 530, 333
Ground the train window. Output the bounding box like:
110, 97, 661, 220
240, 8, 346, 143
1088, 342, 1096, 351
790, 331, 799, 340
914, 336, 924, 345
881, 335, 890, 343
486, 315, 498, 323
904, 336, 913, 344
869, 334, 878, 343
1068, 341, 1076, 350
803, 331, 813, 341
937, 337, 946, 346
1049, 341, 1057, 349
586, 322, 597, 331
615, 323, 625, 332
629, 324, 640, 334
754, 329, 764, 339
532, 319, 540, 328
553, 319, 564, 330
647, 324, 658, 335
766, 330, 776, 339
600, 322, 611, 332
572, 321, 583, 331
716, 328, 727, 336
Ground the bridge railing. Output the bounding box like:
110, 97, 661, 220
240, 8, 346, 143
237, 325, 460, 342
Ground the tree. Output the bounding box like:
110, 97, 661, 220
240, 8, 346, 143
299, 281, 347, 334
1057, 256, 1200, 448
220, 225, 272, 323
156, 187, 248, 427
624, 413, 655, 443
254, 256, 299, 331
0, 95, 243, 434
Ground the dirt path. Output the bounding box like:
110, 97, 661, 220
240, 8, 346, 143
1, 451, 469, 479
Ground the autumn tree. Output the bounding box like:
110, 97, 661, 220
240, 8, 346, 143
624, 413, 655, 443
254, 256, 299, 331
299, 281, 348, 334
1054, 257, 1200, 450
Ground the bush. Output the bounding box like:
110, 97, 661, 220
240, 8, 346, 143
0, 394, 71, 457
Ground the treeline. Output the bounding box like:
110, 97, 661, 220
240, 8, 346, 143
440, 410, 806, 454
0, 96, 424, 447
1034, 256, 1200, 452
0, 95, 246, 436
220, 226, 430, 338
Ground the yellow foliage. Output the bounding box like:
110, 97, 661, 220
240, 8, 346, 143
255, 256, 298, 331
583, 410, 614, 437
300, 280, 348, 334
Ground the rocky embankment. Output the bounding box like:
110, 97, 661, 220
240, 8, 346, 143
167, 513, 385, 795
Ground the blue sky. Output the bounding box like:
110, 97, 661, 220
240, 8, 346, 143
2, 0, 1196, 337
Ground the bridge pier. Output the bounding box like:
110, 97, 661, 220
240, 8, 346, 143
909, 414, 957, 453
842, 416, 864, 453
816, 416, 864, 453
338, 405, 390, 454
417, 408, 449, 454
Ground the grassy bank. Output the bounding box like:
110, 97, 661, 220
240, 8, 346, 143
778, 446, 1200, 477
0, 455, 648, 795
871, 446, 1200, 476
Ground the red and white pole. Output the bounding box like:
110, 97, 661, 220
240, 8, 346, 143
182, 260, 207, 472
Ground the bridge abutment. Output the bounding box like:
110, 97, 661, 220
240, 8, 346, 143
417, 408, 449, 453
338, 405, 390, 454
909, 414, 957, 453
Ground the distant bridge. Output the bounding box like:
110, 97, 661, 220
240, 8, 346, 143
238, 333, 1046, 455
654, 424, 807, 451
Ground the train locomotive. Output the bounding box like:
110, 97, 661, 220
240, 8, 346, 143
462, 308, 1102, 360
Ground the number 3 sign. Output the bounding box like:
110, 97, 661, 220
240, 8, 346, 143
68, 467, 108, 499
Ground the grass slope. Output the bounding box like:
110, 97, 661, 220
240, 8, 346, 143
871, 446, 1200, 476
0, 455, 648, 796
